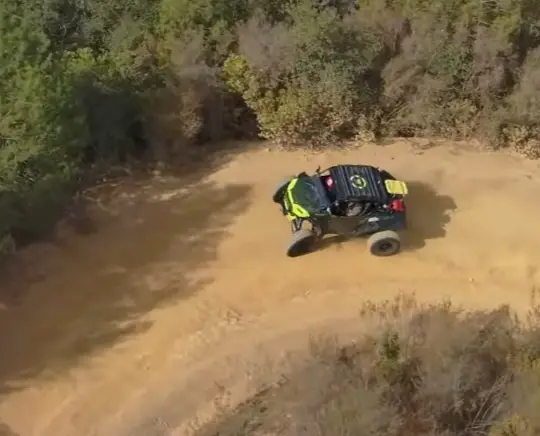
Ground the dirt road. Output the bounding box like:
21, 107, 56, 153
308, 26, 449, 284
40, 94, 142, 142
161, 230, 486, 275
1, 140, 540, 436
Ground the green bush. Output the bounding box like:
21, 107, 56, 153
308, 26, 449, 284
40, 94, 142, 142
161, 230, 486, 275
223, 1, 384, 145
0, 0, 154, 251
0, 4, 83, 245
4, 0, 540, 253
219, 0, 540, 147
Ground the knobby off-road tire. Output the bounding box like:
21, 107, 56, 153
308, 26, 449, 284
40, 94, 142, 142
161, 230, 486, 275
272, 177, 293, 203
286, 229, 316, 257
367, 230, 401, 256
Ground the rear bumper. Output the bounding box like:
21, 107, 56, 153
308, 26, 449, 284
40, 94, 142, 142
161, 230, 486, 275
387, 211, 407, 231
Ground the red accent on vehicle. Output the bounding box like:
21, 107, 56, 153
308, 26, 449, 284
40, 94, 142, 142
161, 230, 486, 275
391, 199, 405, 211
325, 176, 334, 189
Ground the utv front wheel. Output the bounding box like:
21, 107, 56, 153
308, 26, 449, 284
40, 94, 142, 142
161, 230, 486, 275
367, 230, 401, 257
286, 229, 316, 257
272, 177, 293, 203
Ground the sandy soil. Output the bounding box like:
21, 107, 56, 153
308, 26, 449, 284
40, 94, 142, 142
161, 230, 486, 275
1, 139, 540, 436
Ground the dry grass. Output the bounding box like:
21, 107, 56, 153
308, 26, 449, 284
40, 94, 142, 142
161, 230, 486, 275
193, 294, 540, 436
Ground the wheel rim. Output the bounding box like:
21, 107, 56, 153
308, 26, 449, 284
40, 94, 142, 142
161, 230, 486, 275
376, 239, 398, 254
379, 241, 393, 252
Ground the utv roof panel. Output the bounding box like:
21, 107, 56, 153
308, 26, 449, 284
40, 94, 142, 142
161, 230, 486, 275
328, 165, 390, 203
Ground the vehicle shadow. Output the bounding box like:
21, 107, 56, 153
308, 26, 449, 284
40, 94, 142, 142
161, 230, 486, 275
0, 422, 20, 436
317, 181, 456, 253
0, 149, 254, 400
399, 181, 457, 251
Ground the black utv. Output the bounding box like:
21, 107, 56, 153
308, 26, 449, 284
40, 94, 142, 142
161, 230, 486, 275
272, 164, 409, 257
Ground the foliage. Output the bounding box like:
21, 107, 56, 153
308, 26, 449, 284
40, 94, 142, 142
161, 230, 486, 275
0, 2, 84, 244
192, 295, 540, 436
3, 0, 540, 254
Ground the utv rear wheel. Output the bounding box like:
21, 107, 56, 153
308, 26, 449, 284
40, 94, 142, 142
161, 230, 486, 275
367, 230, 401, 257
272, 177, 293, 203
286, 229, 316, 257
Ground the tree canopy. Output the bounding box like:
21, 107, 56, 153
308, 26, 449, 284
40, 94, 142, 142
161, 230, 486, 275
2, 0, 540, 252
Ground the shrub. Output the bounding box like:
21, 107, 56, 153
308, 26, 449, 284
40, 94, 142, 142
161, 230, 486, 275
216, 0, 540, 151
0, 4, 86, 245
223, 2, 384, 145
0, 0, 154, 248
193, 296, 540, 436
6, 0, 540, 253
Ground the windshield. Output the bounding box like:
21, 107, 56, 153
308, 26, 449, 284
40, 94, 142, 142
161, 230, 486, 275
288, 176, 329, 216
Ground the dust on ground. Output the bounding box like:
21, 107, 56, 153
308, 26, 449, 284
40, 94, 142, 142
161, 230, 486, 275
1, 139, 540, 436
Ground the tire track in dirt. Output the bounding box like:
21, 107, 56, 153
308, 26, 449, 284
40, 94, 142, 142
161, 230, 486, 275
109, 279, 531, 436
1, 140, 540, 436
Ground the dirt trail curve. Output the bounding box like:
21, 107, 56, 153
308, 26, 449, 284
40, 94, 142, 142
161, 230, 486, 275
1, 140, 540, 436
